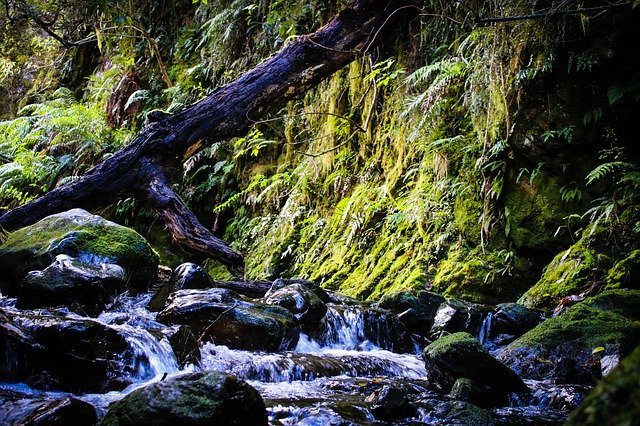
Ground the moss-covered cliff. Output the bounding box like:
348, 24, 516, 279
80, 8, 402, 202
1, 0, 639, 306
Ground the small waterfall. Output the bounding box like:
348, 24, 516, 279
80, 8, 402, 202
478, 311, 493, 344
317, 305, 370, 350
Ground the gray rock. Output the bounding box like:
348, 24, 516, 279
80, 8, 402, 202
17, 254, 126, 316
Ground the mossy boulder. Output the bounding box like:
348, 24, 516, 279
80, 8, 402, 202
101, 371, 267, 426
517, 225, 616, 310
0, 209, 158, 293
157, 288, 300, 351
432, 245, 537, 304
422, 332, 527, 393
499, 289, 640, 383
566, 344, 640, 425
604, 249, 640, 290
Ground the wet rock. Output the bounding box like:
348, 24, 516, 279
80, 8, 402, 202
16, 254, 126, 316
157, 288, 300, 351
414, 397, 496, 426
449, 377, 508, 408
428, 299, 485, 339
485, 303, 544, 343
167, 325, 200, 368
498, 289, 640, 384
0, 307, 147, 393
101, 371, 268, 426
0, 209, 158, 294
566, 344, 640, 425
366, 384, 416, 421
264, 281, 327, 330
422, 332, 527, 393
0, 389, 97, 425
377, 290, 445, 336
148, 262, 213, 311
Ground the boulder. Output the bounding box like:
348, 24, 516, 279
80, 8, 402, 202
264, 281, 327, 330
0, 307, 149, 393
0, 390, 97, 425
366, 384, 416, 421
484, 303, 544, 344
566, 344, 640, 425
101, 371, 268, 426
414, 398, 495, 426
0, 209, 158, 294
498, 289, 640, 384
157, 288, 300, 351
422, 332, 527, 393
16, 254, 126, 316
148, 262, 213, 311
449, 377, 508, 408
376, 290, 445, 336
429, 299, 485, 339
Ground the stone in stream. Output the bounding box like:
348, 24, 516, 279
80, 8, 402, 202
17, 254, 126, 316
0, 389, 97, 425
376, 290, 445, 337
487, 302, 544, 344
101, 371, 268, 426
428, 299, 486, 340
0, 209, 158, 295
263, 279, 328, 331
422, 332, 528, 395
497, 289, 640, 385
157, 288, 300, 351
366, 384, 417, 421
148, 262, 214, 311
0, 307, 149, 393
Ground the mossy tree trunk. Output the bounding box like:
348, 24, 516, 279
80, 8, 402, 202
0, 0, 417, 277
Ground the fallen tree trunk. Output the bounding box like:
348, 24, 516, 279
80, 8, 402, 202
0, 0, 417, 276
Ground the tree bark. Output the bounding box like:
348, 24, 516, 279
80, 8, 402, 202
0, 0, 417, 276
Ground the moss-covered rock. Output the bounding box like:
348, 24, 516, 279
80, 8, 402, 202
604, 249, 640, 290
101, 371, 267, 426
0, 209, 158, 293
499, 289, 640, 383
518, 228, 613, 310
422, 332, 527, 393
432, 244, 537, 304
566, 344, 640, 425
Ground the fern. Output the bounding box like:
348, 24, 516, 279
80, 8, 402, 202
586, 161, 633, 185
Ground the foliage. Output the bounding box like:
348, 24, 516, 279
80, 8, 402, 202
0, 88, 130, 209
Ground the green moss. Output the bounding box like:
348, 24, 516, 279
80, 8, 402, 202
432, 244, 536, 304
566, 344, 640, 425
0, 209, 158, 292
503, 173, 574, 251
518, 227, 613, 310
605, 249, 640, 290
509, 289, 640, 352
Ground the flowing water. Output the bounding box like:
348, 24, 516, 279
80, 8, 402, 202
0, 294, 581, 424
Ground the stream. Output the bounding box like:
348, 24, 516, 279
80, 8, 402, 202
0, 292, 582, 425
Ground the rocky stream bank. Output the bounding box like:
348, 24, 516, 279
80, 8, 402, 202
1, 209, 639, 425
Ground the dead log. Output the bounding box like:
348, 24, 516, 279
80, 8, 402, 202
0, 0, 417, 277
